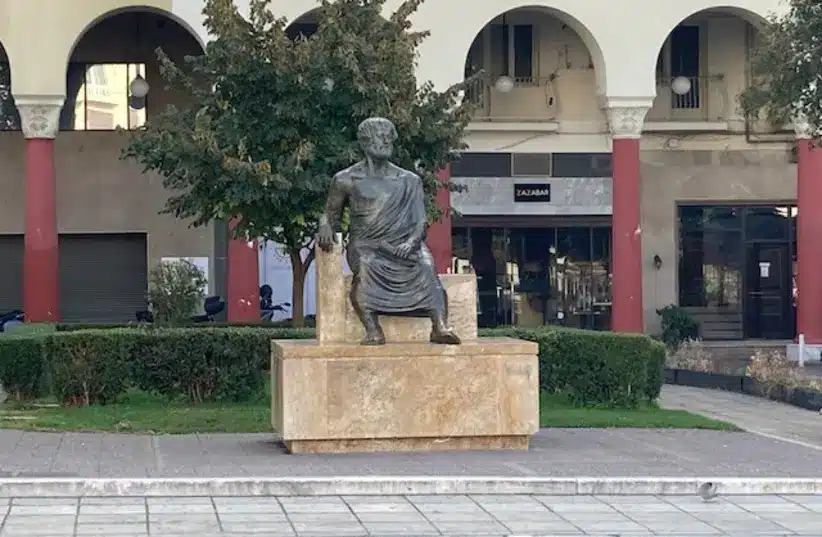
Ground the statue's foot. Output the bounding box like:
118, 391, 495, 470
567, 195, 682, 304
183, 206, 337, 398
430, 329, 461, 345
361, 332, 386, 346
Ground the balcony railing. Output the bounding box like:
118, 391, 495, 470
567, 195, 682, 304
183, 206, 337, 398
647, 75, 728, 123
464, 75, 559, 121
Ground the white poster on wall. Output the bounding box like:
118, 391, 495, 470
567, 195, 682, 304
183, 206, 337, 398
161, 256, 210, 295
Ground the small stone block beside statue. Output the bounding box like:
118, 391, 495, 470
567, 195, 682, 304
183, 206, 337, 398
270, 118, 539, 454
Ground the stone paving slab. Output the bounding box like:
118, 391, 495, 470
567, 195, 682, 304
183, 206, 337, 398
1, 426, 821, 479
1, 494, 821, 536
659, 385, 822, 449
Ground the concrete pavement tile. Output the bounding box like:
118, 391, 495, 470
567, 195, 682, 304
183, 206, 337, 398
407, 495, 474, 503
217, 503, 286, 514
148, 502, 215, 514
146, 497, 213, 505
10, 498, 78, 507
286, 513, 359, 524
360, 521, 439, 534
423, 511, 497, 522
574, 521, 651, 533
497, 520, 582, 533
429, 520, 509, 534
80, 497, 145, 505
0, 525, 76, 537
413, 503, 489, 515
79, 504, 146, 515
348, 503, 418, 514
220, 521, 295, 533
219, 513, 289, 523
149, 513, 218, 524
280, 503, 351, 514
354, 512, 430, 523
3, 514, 76, 526
149, 521, 220, 533
213, 497, 283, 505
342, 495, 409, 503
0, 526, 74, 537
533, 495, 606, 505
490, 511, 571, 523
77, 513, 146, 524
8, 504, 77, 515
290, 521, 367, 534
74, 524, 148, 535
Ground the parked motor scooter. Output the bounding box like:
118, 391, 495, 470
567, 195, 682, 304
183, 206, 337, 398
0, 310, 24, 332
260, 285, 290, 321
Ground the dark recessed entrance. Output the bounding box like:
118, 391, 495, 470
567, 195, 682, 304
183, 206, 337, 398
679, 204, 796, 340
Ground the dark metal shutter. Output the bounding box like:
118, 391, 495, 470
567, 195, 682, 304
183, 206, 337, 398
0, 234, 22, 313
59, 233, 148, 323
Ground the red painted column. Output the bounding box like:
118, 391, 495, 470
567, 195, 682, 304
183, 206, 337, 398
427, 165, 452, 274
796, 137, 822, 343
20, 102, 61, 323
226, 218, 260, 322
609, 107, 646, 333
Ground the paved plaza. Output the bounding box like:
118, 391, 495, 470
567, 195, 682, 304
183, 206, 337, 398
1, 426, 821, 478
1, 493, 822, 536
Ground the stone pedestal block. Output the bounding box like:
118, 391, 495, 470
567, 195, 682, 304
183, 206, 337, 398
271, 338, 539, 453
314, 240, 478, 345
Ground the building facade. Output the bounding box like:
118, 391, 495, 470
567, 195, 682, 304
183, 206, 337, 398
2, 0, 820, 345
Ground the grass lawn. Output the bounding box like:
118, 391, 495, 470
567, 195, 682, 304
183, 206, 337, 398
0, 388, 737, 434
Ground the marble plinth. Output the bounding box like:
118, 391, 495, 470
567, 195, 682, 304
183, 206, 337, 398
314, 239, 478, 345
271, 338, 539, 454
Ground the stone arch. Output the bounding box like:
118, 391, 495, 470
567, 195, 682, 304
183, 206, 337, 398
61, 6, 206, 131
416, 0, 606, 96
647, 4, 768, 121
463, 3, 607, 92
648, 5, 768, 78
284, 8, 321, 39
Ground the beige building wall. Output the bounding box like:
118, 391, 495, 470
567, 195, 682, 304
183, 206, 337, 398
0, 0, 213, 277
0, 0, 801, 332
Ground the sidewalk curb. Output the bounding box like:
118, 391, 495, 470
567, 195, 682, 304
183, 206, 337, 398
1, 477, 821, 497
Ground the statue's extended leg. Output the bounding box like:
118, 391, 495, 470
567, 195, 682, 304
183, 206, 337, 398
429, 288, 460, 345
350, 278, 385, 345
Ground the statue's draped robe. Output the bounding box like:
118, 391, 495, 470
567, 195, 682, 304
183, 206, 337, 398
344, 164, 446, 315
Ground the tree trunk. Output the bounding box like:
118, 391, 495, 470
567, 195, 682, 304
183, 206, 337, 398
289, 249, 306, 327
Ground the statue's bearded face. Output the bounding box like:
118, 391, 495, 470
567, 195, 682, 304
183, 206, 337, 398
359, 118, 396, 160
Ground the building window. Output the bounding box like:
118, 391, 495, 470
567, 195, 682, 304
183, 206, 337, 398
491, 23, 534, 82
0, 62, 19, 130
668, 25, 700, 109
61, 63, 147, 131
453, 224, 611, 330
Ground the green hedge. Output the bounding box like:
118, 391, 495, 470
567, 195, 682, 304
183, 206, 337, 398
0, 325, 662, 407
486, 326, 665, 407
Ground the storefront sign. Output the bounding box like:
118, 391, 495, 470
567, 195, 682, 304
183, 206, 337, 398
514, 183, 551, 202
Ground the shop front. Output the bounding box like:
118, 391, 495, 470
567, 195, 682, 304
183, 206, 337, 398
678, 204, 797, 340
450, 151, 613, 330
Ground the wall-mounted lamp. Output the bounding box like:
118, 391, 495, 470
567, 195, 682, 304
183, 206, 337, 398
653, 254, 663, 270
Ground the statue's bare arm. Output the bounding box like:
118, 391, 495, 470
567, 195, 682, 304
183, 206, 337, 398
317, 173, 350, 251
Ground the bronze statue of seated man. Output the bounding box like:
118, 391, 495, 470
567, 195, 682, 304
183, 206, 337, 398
317, 117, 460, 346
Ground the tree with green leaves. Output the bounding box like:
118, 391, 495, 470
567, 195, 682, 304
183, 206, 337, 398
739, 0, 822, 136
123, 0, 475, 325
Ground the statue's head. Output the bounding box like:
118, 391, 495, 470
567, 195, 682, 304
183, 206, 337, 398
357, 117, 397, 161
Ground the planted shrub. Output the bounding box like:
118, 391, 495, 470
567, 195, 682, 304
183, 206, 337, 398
657, 305, 700, 349
131, 327, 315, 403
0, 335, 45, 400
483, 326, 665, 407
43, 330, 133, 405
148, 259, 208, 325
